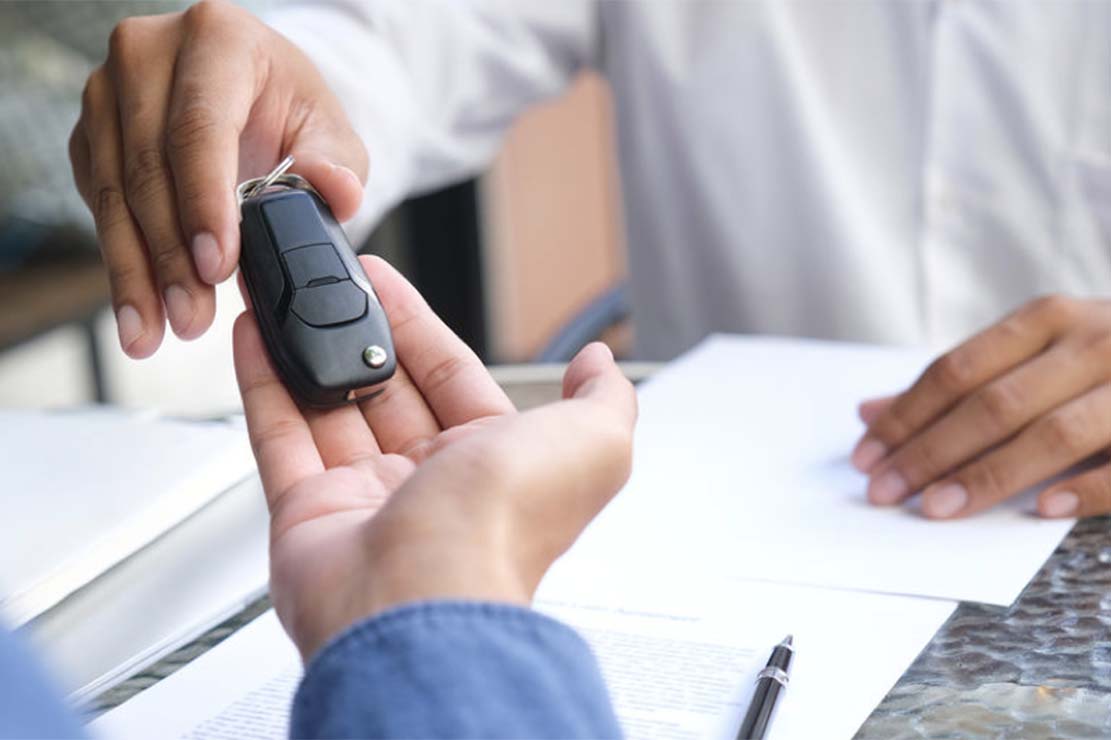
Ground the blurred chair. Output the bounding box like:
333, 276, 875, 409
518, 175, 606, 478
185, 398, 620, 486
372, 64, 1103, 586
534, 283, 630, 363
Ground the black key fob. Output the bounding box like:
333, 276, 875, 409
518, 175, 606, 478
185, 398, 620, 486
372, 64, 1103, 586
237, 161, 395, 408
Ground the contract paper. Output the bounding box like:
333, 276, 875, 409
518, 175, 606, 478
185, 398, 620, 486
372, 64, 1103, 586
0, 409, 255, 625
562, 335, 1074, 606
89, 577, 955, 740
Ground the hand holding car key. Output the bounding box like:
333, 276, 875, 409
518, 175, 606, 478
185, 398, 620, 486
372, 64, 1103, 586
238, 156, 395, 407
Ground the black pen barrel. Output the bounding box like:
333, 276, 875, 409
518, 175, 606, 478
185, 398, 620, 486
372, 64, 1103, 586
737, 636, 792, 739
737, 678, 780, 740
770, 645, 792, 671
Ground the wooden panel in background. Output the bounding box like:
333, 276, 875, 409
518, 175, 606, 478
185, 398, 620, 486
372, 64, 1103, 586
481, 72, 628, 362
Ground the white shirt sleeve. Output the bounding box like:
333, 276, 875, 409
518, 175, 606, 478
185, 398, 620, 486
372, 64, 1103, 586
264, 0, 598, 240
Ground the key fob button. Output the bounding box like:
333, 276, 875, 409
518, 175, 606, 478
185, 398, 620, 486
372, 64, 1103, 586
291, 280, 368, 327
238, 205, 286, 313
283, 244, 349, 288
263, 194, 331, 252
239, 165, 395, 407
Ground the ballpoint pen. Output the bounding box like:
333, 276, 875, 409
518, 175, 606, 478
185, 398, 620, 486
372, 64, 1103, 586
736, 635, 793, 740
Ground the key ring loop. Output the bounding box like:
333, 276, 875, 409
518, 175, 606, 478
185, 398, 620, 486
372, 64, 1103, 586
236, 155, 326, 210
235, 172, 323, 210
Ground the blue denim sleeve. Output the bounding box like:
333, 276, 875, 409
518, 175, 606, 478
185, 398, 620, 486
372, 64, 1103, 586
290, 601, 622, 739
0, 626, 85, 739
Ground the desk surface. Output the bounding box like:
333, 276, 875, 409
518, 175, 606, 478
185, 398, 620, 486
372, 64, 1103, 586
87, 370, 1111, 738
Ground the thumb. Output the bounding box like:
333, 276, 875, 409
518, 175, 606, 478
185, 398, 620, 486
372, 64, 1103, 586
290, 135, 368, 223
562, 342, 639, 429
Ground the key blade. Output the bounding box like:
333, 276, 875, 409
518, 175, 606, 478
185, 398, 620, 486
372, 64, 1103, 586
249, 155, 295, 199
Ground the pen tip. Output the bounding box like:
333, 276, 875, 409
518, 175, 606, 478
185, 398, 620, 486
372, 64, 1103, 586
780, 635, 793, 647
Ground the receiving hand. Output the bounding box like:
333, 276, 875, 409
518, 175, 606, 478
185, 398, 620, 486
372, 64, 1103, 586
853, 295, 1111, 519
234, 256, 637, 661
71, 0, 366, 357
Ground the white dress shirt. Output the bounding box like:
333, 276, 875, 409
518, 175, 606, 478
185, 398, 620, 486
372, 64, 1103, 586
268, 0, 1111, 360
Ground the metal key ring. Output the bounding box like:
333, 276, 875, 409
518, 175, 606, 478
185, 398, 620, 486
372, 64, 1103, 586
235, 172, 323, 210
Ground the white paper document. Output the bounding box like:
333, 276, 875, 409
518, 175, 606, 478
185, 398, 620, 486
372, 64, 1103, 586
85, 335, 1071, 739
90, 577, 955, 740
31, 476, 270, 700
563, 335, 1073, 606
87, 610, 299, 740
0, 409, 255, 625
537, 576, 956, 740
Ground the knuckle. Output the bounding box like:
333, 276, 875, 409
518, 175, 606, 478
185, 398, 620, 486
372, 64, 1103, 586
92, 183, 129, 230
124, 145, 170, 205
68, 129, 89, 198
149, 240, 186, 276
992, 313, 1028, 345
898, 440, 946, 487
1029, 294, 1077, 325
386, 300, 422, 338
1039, 410, 1088, 455
108, 16, 150, 62
184, 0, 231, 32
1080, 330, 1111, 365
81, 67, 108, 112
165, 102, 221, 158
872, 406, 912, 445
67, 126, 82, 166
104, 258, 147, 296
975, 381, 1025, 432
927, 351, 975, 395
420, 354, 468, 397
250, 416, 304, 458
964, 460, 1010, 501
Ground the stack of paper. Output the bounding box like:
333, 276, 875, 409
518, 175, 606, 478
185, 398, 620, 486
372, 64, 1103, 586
89, 336, 1075, 739
33, 475, 270, 701
561, 335, 1074, 606
0, 409, 255, 626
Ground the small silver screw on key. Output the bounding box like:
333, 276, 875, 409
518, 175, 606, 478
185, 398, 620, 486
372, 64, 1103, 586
363, 345, 388, 369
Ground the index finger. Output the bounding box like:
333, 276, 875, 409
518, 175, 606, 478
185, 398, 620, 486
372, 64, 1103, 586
361, 255, 515, 427
233, 311, 324, 507
165, 4, 259, 284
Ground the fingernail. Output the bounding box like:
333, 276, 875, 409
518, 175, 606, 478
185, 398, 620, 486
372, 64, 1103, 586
858, 399, 884, 425
868, 469, 908, 505
164, 284, 196, 338
1042, 491, 1079, 518
116, 304, 144, 354
923, 483, 968, 519
851, 436, 887, 472
191, 232, 223, 283
332, 163, 362, 187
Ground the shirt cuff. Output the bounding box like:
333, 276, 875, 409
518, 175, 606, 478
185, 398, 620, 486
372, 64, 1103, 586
291, 600, 622, 739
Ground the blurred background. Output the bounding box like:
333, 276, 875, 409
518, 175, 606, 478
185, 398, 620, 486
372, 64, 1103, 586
0, 0, 629, 416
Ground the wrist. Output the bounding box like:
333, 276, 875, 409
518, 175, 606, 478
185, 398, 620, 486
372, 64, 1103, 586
366, 535, 531, 614
293, 526, 530, 662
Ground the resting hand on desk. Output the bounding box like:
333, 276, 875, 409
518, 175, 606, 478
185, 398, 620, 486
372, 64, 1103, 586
853, 295, 1111, 520
233, 255, 636, 662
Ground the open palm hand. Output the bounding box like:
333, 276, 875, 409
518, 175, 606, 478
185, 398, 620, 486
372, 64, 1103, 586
234, 256, 636, 660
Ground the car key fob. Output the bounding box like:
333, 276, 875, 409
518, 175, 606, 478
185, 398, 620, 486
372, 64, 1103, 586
237, 156, 395, 408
